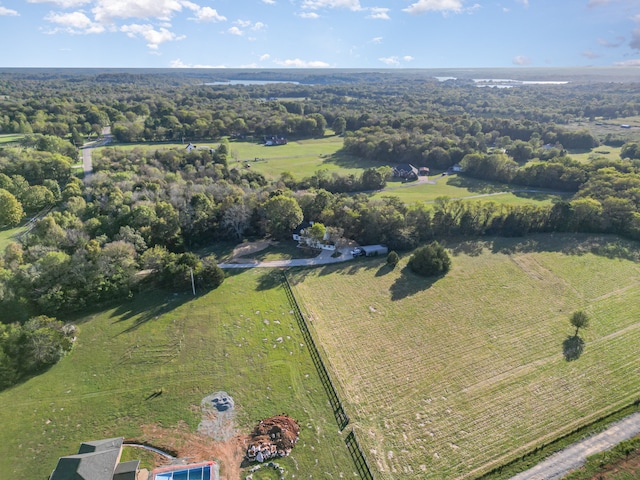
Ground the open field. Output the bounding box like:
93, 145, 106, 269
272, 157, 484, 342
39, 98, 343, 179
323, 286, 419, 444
289, 234, 640, 478
0, 133, 24, 145
568, 146, 623, 163
0, 269, 354, 479
0, 224, 27, 253
375, 174, 567, 206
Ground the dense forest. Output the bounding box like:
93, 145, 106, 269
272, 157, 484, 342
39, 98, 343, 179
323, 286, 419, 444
1, 69, 640, 387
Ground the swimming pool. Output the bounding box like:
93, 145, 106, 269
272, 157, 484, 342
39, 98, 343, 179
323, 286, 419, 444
152, 461, 217, 480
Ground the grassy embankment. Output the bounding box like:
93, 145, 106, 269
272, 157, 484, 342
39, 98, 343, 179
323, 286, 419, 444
289, 233, 640, 479
0, 269, 354, 479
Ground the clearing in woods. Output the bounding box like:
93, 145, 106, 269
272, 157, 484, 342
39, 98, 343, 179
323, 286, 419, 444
288, 233, 640, 479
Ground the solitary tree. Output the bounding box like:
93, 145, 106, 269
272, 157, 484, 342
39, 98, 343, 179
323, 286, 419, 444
408, 241, 451, 277
570, 310, 590, 336
387, 250, 399, 268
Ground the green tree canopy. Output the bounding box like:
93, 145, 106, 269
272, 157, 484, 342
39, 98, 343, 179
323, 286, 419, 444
262, 194, 303, 239
408, 241, 451, 277
0, 189, 24, 227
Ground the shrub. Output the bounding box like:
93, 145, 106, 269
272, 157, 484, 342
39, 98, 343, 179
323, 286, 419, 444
387, 250, 399, 268
408, 241, 451, 277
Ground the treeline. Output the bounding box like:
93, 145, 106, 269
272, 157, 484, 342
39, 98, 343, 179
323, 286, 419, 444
0, 316, 75, 390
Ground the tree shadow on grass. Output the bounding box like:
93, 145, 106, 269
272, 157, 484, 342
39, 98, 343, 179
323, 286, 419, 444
449, 240, 488, 257
375, 263, 395, 276
389, 265, 439, 301
562, 335, 585, 361
111, 290, 193, 335
255, 269, 284, 291
446, 175, 511, 194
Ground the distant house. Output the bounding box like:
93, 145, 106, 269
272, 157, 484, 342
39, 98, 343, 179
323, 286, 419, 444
185, 142, 197, 152
392, 163, 419, 180
418, 167, 430, 177
49, 437, 139, 480
450, 163, 463, 173
264, 135, 287, 146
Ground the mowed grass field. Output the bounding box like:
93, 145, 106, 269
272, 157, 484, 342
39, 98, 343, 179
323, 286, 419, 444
289, 234, 640, 479
375, 174, 567, 206
0, 269, 354, 479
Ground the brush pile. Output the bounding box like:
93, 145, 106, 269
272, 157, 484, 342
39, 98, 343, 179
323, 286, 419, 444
245, 415, 300, 463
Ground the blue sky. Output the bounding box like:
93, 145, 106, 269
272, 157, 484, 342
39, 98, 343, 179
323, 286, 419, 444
1, 0, 639, 68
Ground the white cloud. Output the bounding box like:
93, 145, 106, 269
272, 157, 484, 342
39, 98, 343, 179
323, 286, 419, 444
259, 53, 271, 61
614, 58, 640, 66
298, 11, 320, 18
235, 19, 251, 27
93, 0, 185, 23
367, 7, 390, 19
274, 58, 330, 67
587, 0, 613, 7
262, 0, 276, 3
120, 23, 185, 49
512, 55, 531, 65
45, 11, 106, 33
191, 6, 226, 22
403, 55, 414, 62
581, 50, 600, 59
515, 0, 528, 7
228, 26, 243, 35
597, 36, 624, 47
0, 6, 19, 15
379, 56, 400, 65
170, 58, 225, 68
253, 21, 266, 30
403, 0, 463, 15
301, 0, 362, 11
27, 0, 90, 7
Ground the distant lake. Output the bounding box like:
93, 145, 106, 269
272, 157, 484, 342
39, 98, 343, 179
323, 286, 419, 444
204, 80, 301, 86
436, 76, 569, 88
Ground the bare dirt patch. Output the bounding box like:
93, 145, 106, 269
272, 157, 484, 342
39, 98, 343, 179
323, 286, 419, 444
137, 422, 247, 480
232, 240, 276, 259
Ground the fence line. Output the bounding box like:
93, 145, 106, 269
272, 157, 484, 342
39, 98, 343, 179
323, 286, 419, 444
282, 272, 375, 479
346, 429, 375, 480
281, 272, 349, 430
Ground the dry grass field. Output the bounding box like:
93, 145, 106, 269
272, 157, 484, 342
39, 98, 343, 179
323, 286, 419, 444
288, 234, 640, 479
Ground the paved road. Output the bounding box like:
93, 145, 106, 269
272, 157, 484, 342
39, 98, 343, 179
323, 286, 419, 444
510, 412, 640, 480
218, 247, 356, 269
81, 126, 112, 179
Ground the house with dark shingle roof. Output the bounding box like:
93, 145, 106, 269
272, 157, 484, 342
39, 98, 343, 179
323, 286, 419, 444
392, 163, 419, 180
50, 437, 139, 480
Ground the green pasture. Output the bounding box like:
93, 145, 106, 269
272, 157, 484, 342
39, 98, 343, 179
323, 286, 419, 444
374, 174, 567, 206
0, 224, 27, 253
567, 146, 622, 163
289, 234, 640, 479
0, 133, 24, 145
0, 269, 354, 479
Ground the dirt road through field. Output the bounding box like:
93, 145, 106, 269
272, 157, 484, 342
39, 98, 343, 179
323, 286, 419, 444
510, 412, 640, 480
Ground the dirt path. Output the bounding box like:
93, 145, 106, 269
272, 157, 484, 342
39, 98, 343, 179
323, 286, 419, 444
218, 246, 356, 269
510, 412, 640, 480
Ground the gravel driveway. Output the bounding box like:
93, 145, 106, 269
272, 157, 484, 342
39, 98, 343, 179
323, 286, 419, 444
510, 412, 640, 480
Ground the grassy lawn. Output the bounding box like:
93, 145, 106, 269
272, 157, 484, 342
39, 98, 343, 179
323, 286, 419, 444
568, 146, 623, 163
0, 224, 27, 253
289, 234, 640, 479
0, 269, 354, 479
0, 133, 24, 145
374, 174, 568, 206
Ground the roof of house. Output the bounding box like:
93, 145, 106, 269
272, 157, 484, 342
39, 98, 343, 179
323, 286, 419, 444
393, 163, 418, 174
293, 221, 313, 235
50, 437, 131, 480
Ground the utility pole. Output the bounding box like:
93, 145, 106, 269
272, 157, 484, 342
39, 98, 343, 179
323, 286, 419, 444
190, 268, 196, 296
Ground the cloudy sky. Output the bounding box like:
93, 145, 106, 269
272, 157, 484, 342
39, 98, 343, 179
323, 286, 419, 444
1, 0, 639, 68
